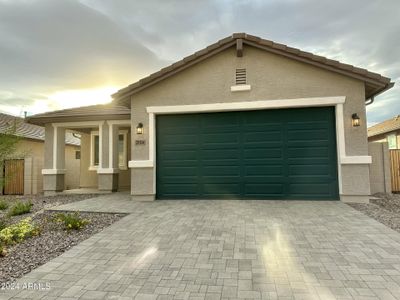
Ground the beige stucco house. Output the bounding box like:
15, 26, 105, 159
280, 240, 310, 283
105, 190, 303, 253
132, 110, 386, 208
0, 113, 80, 195
368, 116, 400, 149
27, 33, 393, 202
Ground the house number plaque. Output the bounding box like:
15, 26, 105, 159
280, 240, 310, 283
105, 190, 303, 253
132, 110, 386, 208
135, 140, 146, 145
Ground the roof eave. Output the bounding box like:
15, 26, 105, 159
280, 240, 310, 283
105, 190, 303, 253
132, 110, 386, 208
26, 113, 131, 126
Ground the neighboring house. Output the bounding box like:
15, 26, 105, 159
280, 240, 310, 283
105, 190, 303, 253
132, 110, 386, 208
27, 33, 394, 203
368, 116, 400, 149
0, 113, 80, 195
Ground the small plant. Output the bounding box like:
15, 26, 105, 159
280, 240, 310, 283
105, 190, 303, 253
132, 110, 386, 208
0, 199, 8, 211
53, 212, 89, 231
0, 244, 6, 257
0, 218, 7, 231
0, 218, 39, 246
7, 201, 33, 217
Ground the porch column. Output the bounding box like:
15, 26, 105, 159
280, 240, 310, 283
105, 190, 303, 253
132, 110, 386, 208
42, 124, 66, 195
97, 121, 119, 192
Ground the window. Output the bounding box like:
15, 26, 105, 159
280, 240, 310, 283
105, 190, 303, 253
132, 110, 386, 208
89, 130, 128, 170
75, 151, 81, 160
118, 131, 128, 170
387, 134, 397, 149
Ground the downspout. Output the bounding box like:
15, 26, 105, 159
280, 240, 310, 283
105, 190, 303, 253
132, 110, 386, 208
365, 96, 374, 106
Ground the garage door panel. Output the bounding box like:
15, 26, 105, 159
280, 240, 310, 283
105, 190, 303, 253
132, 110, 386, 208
162, 166, 198, 176
289, 165, 330, 176
244, 184, 285, 196
244, 148, 283, 159
244, 131, 282, 143
156, 107, 338, 200
202, 149, 239, 159
203, 183, 241, 195
161, 150, 197, 160
202, 166, 240, 176
202, 132, 240, 144
202, 159, 240, 166
289, 183, 332, 195
245, 165, 284, 176
288, 147, 329, 158
160, 184, 199, 195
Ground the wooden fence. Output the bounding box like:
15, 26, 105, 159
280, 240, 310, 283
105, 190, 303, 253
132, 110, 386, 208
3, 159, 24, 195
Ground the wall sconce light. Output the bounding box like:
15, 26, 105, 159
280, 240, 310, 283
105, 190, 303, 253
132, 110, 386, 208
136, 122, 144, 134
352, 113, 360, 127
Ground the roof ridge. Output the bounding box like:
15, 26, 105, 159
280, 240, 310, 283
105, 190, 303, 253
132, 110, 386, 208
112, 32, 393, 102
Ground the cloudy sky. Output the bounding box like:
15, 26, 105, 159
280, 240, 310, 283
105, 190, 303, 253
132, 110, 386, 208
0, 0, 398, 125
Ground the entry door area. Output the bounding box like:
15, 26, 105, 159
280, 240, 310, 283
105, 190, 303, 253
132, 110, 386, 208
3, 159, 24, 195
156, 107, 339, 200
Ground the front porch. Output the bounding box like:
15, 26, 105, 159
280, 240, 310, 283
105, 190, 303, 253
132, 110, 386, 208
26, 104, 132, 195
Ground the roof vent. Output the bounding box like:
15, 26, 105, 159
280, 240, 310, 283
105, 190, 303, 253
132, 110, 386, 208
235, 68, 247, 85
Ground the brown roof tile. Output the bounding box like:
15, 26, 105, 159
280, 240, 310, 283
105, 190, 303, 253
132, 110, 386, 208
113, 33, 393, 103
368, 115, 400, 137
0, 113, 80, 145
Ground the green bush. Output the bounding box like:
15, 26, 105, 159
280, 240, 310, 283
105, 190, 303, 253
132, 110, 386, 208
0, 218, 7, 231
7, 201, 32, 217
0, 200, 8, 210
53, 212, 89, 231
0, 243, 5, 257
0, 217, 39, 246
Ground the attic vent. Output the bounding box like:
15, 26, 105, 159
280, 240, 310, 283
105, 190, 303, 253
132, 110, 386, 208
235, 68, 246, 85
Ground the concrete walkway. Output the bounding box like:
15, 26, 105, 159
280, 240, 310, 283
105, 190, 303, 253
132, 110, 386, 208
2, 195, 400, 299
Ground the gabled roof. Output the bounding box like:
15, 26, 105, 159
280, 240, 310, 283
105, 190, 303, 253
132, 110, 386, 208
27, 103, 130, 126
112, 32, 394, 105
0, 113, 80, 145
368, 115, 400, 137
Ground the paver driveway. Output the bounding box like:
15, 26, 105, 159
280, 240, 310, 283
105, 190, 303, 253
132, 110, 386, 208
2, 194, 400, 300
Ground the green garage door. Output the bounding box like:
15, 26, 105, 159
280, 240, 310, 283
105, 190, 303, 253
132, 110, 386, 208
156, 107, 339, 200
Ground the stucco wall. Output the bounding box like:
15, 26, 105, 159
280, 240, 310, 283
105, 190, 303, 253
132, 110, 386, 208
368, 142, 391, 194
129, 45, 370, 201
15, 139, 79, 194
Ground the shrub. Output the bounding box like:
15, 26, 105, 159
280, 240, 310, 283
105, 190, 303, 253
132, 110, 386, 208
7, 201, 32, 217
0, 244, 5, 257
53, 212, 89, 231
0, 218, 7, 231
0, 200, 8, 210
0, 218, 39, 246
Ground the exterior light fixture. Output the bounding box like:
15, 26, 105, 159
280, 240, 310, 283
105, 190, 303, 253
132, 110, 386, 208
136, 122, 144, 134
352, 113, 360, 127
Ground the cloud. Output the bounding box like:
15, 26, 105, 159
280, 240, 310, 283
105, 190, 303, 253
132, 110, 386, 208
0, 0, 398, 124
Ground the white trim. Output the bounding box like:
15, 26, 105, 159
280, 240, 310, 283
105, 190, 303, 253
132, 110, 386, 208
146, 96, 346, 114
341, 156, 372, 164
231, 84, 251, 92
52, 125, 57, 169
109, 124, 114, 170
129, 160, 154, 168
335, 104, 344, 194
387, 133, 397, 150
52, 120, 105, 128
107, 120, 131, 126
118, 130, 129, 169
140, 95, 371, 197
42, 169, 66, 175
97, 168, 120, 174
90, 130, 100, 170
92, 128, 128, 171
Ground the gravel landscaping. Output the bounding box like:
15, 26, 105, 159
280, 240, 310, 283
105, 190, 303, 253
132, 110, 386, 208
348, 193, 400, 233
0, 194, 126, 283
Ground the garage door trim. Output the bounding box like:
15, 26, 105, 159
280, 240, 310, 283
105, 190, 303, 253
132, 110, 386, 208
129, 96, 371, 198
